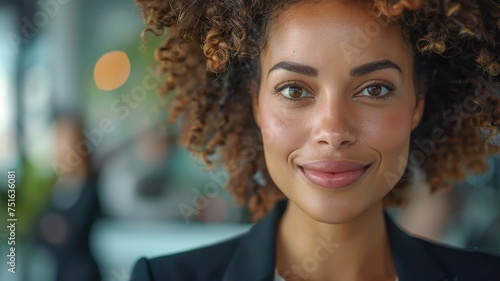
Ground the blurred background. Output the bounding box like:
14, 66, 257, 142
0, 0, 498, 281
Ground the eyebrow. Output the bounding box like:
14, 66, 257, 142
350, 60, 402, 77
268, 61, 318, 77
267, 59, 402, 77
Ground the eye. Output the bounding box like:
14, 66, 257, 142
358, 84, 392, 98
279, 85, 311, 99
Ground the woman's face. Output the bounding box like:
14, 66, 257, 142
253, 0, 424, 223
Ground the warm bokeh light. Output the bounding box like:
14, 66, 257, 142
94, 51, 131, 91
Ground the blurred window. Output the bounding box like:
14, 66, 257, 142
0, 5, 19, 176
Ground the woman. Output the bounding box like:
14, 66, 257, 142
131, 0, 500, 280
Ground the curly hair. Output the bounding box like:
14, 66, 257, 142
136, 0, 500, 221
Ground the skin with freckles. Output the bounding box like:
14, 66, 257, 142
252, 1, 424, 280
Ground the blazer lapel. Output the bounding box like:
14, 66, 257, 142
385, 212, 448, 281
223, 200, 287, 281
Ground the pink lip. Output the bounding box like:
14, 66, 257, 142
300, 161, 370, 189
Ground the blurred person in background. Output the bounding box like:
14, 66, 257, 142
32, 115, 101, 281
129, 0, 500, 280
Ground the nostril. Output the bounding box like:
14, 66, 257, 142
314, 130, 356, 148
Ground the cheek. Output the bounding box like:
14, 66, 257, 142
258, 104, 307, 151
260, 112, 283, 146
364, 108, 414, 155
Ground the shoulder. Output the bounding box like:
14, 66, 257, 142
130, 199, 288, 281
385, 211, 500, 280
416, 237, 500, 279
130, 235, 243, 281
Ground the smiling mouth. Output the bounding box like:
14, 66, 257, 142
299, 164, 371, 189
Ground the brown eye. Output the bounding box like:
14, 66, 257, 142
280, 85, 310, 100
366, 86, 382, 96
288, 86, 303, 98
359, 84, 392, 99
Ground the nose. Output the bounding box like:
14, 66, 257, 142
310, 96, 357, 148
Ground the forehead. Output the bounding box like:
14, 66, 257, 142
261, 0, 412, 73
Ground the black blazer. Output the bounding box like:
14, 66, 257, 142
131, 200, 500, 281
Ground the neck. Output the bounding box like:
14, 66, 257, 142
276, 201, 396, 281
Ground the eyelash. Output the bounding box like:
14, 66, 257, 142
272, 80, 396, 103
359, 80, 396, 101
273, 81, 312, 103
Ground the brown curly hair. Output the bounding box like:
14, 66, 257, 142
136, 0, 500, 221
